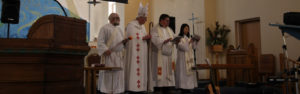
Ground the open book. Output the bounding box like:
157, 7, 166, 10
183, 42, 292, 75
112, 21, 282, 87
171, 36, 183, 43
191, 34, 201, 41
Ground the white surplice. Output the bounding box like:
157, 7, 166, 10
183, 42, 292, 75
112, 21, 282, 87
124, 20, 149, 92
175, 36, 198, 89
97, 23, 125, 93
150, 25, 176, 87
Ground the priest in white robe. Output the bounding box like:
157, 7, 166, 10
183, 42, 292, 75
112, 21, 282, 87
150, 14, 177, 94
124, 3, 152, 93
97, 13, 128, 94
175, 24, 199, 93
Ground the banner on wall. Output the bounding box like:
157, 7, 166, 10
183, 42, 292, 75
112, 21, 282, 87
0, 0, 90, 41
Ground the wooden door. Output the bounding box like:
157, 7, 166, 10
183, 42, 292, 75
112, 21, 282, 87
236, 17, 261, 58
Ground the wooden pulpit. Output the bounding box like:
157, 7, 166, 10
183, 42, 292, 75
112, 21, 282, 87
226, 44, 259, 86
27, 14, 87, 47
0, 15, 89, 94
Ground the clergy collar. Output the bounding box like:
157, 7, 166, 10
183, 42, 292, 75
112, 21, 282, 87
134, 20, 142, 26
159, 23, 164, 27
133, 20, 142, 29
109, 23, 118, 27
159, 25, 168, 29
135, 20, 143, 25
185, 35, 191, 38
184, 35, 190, 39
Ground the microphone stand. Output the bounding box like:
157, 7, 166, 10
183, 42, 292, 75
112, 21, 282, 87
269, 23, 300, 94
54, 0, 68, 17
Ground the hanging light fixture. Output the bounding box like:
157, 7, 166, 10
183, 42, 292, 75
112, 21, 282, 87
88, 0, 101, 6
102, 0, 128, 4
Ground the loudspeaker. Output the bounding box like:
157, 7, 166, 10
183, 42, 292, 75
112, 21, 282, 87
169, 16, 175, 33
1, 0, 20, 24
284, 12, 300, 25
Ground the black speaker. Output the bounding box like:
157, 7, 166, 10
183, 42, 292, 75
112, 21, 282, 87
169, 16, 175, 33
284, 12, 300, 25
1, 0, 20, 24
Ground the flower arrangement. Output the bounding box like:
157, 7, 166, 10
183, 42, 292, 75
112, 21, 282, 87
206, 22, 231, 52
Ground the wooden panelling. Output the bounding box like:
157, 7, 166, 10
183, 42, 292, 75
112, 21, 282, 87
0, 64, 44, 82
259, 54, 275, 74
45, 81, 83, 94
45, 64, 83, 81
0, 54, 47, 64
0, 82, 43, 94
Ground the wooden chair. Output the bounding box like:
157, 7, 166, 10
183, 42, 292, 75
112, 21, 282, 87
258, 54, 275, 82
87, 54, 101, 67
84, 54, 122, 94
85, 54, 100, 94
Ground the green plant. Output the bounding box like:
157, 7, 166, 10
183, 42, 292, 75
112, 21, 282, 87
206, 22, 231, 48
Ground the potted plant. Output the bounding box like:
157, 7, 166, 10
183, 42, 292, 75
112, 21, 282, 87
206, 22, 231, 52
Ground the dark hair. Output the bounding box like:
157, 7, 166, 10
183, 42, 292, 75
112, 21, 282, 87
179, 24, 190, 37
159, 14, 169, 26
159, 14, 169, 21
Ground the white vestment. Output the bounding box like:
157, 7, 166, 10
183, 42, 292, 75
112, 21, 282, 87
150, 25, 176, 87
97, 23, 125, 93
175, 36, 198, 89
124, 20, 149, 92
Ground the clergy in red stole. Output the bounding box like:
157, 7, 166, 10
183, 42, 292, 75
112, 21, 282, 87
150, 14, 177, 93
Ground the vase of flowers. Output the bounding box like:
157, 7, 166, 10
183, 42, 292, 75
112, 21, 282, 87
206, 22, 231, 52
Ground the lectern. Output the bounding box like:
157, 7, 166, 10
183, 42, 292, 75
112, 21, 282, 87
0, 15, 89, 94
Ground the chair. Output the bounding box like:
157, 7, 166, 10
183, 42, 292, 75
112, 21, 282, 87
85, 54, 101, 94
87, 54, 101, 67
258, 54, 275, 82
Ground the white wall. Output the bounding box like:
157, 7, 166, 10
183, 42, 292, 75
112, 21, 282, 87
152, 0, 207, 79
216, 0, 300, 74
60, 0, 125, 41
88, 2, 125, 41
90, 3, 109, 41
116, 3, 125, 32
